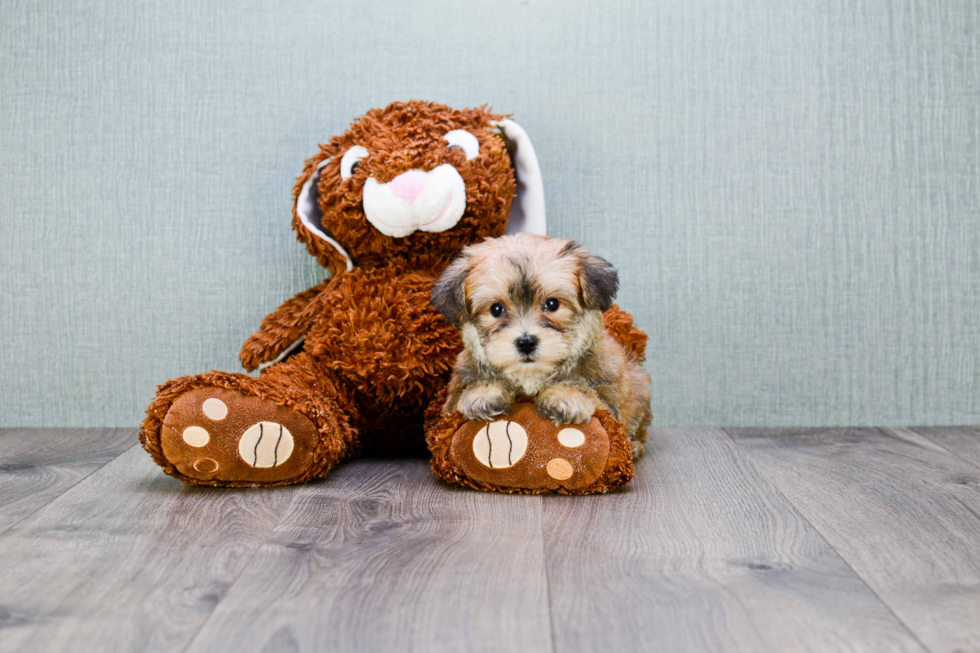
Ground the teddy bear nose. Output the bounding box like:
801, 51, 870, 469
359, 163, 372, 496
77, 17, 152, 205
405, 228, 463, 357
390, 170, 428, 204
515, 334, 539, 355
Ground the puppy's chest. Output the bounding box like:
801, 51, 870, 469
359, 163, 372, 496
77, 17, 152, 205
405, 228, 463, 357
508, 376, 547, 397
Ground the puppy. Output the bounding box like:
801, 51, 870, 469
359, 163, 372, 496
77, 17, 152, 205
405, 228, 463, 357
431, 233, 651, 452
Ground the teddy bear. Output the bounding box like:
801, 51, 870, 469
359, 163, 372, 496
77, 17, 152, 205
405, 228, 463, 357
139, 100, 649, 493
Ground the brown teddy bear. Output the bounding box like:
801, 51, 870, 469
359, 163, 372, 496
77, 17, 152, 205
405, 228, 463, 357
140, 100, 648, 493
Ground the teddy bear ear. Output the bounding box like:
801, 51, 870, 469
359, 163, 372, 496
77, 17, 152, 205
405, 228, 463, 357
493, 119, 547, 237
295, 157, 355, 272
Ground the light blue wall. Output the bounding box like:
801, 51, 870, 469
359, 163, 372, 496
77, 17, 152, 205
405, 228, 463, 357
2, 0, 978, 427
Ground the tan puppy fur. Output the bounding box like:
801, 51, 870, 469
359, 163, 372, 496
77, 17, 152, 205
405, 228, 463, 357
432, 233, 652, 452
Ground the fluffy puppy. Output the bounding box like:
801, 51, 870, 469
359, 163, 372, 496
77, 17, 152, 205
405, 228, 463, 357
431, 233, 651, 450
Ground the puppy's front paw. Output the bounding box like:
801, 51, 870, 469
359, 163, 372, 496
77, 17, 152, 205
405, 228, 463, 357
536, 387, 597, 426
458, 385, 512, 422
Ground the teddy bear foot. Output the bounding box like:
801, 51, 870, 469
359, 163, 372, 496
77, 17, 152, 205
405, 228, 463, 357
153, 387, 322, 486
426, 399, 635, 495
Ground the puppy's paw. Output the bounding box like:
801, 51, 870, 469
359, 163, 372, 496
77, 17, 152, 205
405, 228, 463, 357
536, 386, 597, 426
458, 385, 512, 422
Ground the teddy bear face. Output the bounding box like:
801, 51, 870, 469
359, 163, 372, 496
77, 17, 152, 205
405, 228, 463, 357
293, 101, 517, 274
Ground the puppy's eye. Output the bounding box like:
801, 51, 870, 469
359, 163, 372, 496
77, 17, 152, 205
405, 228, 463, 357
544, 298, 560, 312
443, 130, 480, 161
490, 303, 505, 318
340, 145, 368, 180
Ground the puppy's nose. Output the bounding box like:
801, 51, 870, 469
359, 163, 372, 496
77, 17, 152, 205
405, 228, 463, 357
390, 169, 427, 204
515, 334, 539, 355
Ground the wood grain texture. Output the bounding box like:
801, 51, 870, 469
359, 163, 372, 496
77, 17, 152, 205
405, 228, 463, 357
729, 427, 980, 653
0, 428, 135, 534
183, 458, 551, 653
6, 428, 980, 653
911, 426, 980, 470
542, 428, 925, 653
0, 447, 297, 653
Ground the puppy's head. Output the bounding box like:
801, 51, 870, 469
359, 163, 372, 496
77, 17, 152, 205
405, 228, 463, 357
432, 233, 618, 380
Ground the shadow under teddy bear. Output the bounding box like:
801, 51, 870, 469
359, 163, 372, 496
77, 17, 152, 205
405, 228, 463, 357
139, 100, 648, 494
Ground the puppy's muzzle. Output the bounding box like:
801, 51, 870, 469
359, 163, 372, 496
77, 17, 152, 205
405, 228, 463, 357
515, 334, 539, 357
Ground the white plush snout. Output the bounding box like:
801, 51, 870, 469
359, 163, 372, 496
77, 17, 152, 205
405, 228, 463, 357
362, 164, 467, 238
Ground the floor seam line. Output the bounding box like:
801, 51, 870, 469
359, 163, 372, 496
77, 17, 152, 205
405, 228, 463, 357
0, 438, 139, 538
540, 495, 558, 653
178, 487, 309, 653
720, 427, 935, 653
903, 426, 976, 469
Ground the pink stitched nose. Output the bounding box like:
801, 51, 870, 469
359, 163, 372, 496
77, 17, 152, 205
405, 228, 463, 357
390, 170, 427, 204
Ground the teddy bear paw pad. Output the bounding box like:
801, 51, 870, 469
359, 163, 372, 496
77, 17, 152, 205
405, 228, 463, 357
448, 403, 612, 492
237, 422, 295, 468
160, 388, 318, 484
472, 420, 528, 468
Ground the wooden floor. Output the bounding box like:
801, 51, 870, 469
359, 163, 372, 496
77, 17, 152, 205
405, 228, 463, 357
1, 427, 979, 653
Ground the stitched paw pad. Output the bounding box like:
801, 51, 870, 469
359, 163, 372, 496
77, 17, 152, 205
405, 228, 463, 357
447, 402, 612, 491
160, 388, 318, 484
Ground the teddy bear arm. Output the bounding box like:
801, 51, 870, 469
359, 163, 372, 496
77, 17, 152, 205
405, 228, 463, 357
239, 277, 337, 372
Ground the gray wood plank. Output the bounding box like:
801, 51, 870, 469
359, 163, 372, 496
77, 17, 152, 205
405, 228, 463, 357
0, 428, 135, 533
184, 459, 552, 653
543, 428, 925, 653
910, 426, 980, 470
728, 427, 980, 653
0, 446, 297, 653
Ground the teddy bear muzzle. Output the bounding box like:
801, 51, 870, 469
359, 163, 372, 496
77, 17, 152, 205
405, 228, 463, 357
362, 164, 467, 238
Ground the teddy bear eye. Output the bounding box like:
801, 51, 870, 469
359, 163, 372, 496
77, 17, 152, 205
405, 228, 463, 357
544, 298, 560, 312
443, 130, 480, 161
340, 145, 368, 180
490, 303, 505, 318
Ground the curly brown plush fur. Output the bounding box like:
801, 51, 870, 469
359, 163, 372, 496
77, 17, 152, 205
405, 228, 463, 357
139, 100, 649, 490
142, 352, 360, 487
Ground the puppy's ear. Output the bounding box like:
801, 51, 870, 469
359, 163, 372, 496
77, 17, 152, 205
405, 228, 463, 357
431, 254, 471, 326
574, 245, 619, 311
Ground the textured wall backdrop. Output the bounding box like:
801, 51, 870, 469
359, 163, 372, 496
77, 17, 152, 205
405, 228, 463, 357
1, 0, 978, 427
